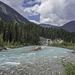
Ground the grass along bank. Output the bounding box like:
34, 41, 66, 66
64, 62, 75, 75
56, 62, 75, 75
50, 41, 75, 50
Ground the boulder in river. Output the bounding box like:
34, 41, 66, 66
33, 47, 42, 51
0, 47, 2, 51
71, 50, 75, 53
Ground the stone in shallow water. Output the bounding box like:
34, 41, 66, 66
0, 70, 8, 75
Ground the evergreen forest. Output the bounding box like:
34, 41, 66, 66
0, 19, 75, 47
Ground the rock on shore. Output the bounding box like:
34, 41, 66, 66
0, 47, 11, 51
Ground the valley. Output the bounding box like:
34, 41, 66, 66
0, 1, 75, 75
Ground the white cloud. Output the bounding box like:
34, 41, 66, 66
37, 0, 67, 25
24, 0, 75, 26
0, 0, 75, 26
27, 1, 35, 5
24, 4, 39, 16
30, 20, 40, 24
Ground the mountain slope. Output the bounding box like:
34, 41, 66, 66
0, 1, 30, 24
61, 21, 75, 32
40, 21, 75, 32
39, 24, 59, 28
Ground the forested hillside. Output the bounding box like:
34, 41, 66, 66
0, 19, 41, 47
0, 1, 30, 24
0, 19, 75, 47
61, 21, 75, 32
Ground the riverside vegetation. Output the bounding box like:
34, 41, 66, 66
56, 62, 75, 75
64, 62, 75, 75
50, 41, 75, 50
0, 19, 75, 49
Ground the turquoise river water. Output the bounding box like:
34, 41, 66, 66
0, 46, 73, 69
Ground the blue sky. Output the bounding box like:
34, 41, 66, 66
22, 0, 41, 22
0, 0, 75, 26
23, 0, 41, 7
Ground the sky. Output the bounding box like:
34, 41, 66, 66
0, 0, 75, 26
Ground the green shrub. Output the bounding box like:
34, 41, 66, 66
64, 62, 75, 75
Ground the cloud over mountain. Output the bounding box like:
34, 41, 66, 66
0, 0, 75, 26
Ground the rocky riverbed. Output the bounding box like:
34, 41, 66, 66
0, 55, 75, 75
0, 46, 75, 75
0, 58, 64, 75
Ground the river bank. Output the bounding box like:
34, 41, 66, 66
50, 42, 75, 51
0, 45, 26, 51
0, 45, 45, 51
1, 41, 75, 52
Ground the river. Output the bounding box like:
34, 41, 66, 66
0, 46, 74, 75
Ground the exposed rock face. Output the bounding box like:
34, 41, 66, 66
39, 37, 48, 45
39, 37, 63, 45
